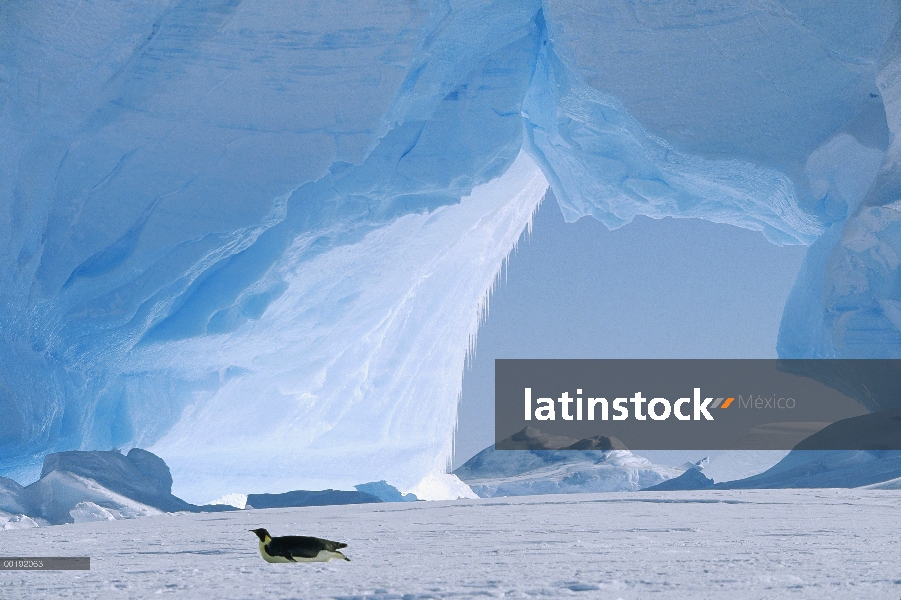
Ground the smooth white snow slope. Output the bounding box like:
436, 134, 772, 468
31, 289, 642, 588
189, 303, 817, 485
1, 490, 899, 599
147, 152, 547, 500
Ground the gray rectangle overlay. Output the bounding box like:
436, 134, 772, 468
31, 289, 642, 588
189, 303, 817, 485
0, 558, 90, 570
495, 359, 901, 450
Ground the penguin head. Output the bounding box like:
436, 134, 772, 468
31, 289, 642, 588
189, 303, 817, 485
249, 528, 271, 542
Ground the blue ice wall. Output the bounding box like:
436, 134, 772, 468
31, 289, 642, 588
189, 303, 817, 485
779, 21, 901, 360
1, 1, 899, 496
0, 0, 543, 486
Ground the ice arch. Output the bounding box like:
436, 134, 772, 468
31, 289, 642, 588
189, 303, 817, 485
0, 1, 898, 500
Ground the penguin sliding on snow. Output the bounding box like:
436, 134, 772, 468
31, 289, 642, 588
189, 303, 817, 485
250, 528, 350, 563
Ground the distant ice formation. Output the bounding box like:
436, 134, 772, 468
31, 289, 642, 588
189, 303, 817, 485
455, 428, 688, 496
1, 2, 899, 501
354, 480, 420, 503
642, 467, 715, 492
457, 447, 684, 497
1, 448, 237, 525
208, 493, 249, 510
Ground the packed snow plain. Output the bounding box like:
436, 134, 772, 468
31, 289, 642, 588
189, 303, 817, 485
1, 490, 899, 600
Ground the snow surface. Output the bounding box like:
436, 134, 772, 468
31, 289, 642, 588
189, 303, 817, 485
1, 490, 900, 599
2, 2, 900, 499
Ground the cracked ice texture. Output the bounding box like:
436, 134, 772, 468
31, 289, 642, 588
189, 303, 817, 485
0, 1, 899, 498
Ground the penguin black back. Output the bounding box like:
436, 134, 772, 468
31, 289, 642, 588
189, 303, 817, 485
249, 528, 350, 563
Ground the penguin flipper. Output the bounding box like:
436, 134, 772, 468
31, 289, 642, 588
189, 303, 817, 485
265, 543, 298, 562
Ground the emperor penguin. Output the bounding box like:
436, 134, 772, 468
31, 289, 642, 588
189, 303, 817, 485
249, 528, 350, 563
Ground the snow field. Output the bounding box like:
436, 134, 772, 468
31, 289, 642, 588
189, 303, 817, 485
1, 489, 899, 599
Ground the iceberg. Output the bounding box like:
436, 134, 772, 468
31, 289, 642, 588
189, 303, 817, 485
0, 477, 29, 516
779, 22, 901, 360
455, 428, 688, 496
7, 448, 237, 525
455, 444, 685, 497
354, 480, 419, 503
244, 489, 382, 509
1, 2, 899, 501
642, 467, 715, 492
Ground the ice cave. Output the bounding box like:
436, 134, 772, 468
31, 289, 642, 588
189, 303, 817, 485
0, 1, 898, 502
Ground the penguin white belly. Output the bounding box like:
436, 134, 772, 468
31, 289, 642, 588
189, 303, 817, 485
258, 541, 342, 563
294, 551, 344, 563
